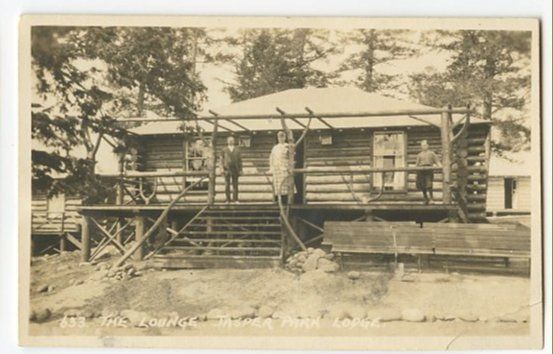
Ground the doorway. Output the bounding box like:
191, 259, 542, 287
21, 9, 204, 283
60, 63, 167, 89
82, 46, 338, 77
504, 177, 518, 209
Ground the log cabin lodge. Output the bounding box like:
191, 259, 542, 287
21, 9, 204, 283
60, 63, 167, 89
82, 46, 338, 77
33, 88, 531, 271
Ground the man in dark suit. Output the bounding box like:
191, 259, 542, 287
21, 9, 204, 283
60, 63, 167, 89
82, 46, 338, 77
220, 136, 243, 203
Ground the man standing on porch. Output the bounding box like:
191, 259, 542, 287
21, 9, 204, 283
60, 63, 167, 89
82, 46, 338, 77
416, 140, 441, 204
220, 136, 242, 204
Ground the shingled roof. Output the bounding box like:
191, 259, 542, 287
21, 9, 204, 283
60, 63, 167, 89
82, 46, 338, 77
130, 87, 486, 135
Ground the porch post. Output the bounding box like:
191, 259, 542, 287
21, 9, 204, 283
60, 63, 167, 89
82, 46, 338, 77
441, 105, 452, 204
207, 120, 219, 205
81, 216, 91, 262
134, 215, 145, 260
116, 157, 124, 244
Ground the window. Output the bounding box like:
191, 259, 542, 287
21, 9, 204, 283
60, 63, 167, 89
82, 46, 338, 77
185, 138, 211, 191
47, 193, 65, 216
373, 132, 406, 191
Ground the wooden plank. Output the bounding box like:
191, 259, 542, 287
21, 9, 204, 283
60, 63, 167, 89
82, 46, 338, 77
153, 255, 281, 269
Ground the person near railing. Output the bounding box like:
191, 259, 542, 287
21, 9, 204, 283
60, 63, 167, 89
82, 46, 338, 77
270, 131, 294, 205
220, 136, 243, 204
416, 140, 441, 204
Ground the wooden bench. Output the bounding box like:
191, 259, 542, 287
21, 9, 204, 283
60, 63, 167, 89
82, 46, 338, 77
323, 221, 531, 260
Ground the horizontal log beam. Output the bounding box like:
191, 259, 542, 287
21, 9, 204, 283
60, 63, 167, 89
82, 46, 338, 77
118, 107, 473, 123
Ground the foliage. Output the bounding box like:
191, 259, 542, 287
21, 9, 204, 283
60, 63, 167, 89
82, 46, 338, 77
225, 29, 337, 101
31, 27, 207, 202
336, 29, 417, 92
409, 30, 532, 153
77, 27, 207, 118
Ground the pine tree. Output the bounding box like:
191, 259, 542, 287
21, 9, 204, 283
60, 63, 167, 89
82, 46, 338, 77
336, 29, 416, 92
409, 30, 531, 153
225, 29, 335, 101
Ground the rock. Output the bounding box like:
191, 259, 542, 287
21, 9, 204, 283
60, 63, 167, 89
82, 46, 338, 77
36, 284, 48, 293
120, 309, 148, 326
74, 279, 84, 286
401, 308, 426, 322
302, 254, 320, 272
316, 258, 339, 273
47, 285, 55, 292
257, 305, 274, 318
64, 309, 81, 317
68, 279, 75, 286
32, 308, 52, 323
323, 253, 334, 260
313, 248, 326, 258
328, 308, 351, 320
78, 262, 93, 267
206, 308, 226, 320
436, 314, 456, 321
230, 306, 256, 319
478, 316, 488, 323
367, 309, 402, 322
347, 271, 361, 280
459, 313, 478, 322
307, 247, 315, 253
497, 316, 517, 323
29, 310, 37, 321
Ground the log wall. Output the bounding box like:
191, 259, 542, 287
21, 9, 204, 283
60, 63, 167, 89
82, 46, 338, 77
137, 123, 491, 220
303, 124, 491, 221
139, 132, 278, 203
31, 195, 81, 235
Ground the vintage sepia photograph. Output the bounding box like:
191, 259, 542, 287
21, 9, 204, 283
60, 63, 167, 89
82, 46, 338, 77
19, 16, 542, 349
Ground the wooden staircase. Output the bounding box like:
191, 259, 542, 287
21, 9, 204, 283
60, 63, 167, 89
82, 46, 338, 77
153, 205, 284, 269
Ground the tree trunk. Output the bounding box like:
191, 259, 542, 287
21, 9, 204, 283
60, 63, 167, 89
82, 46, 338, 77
137, 81, 145, 117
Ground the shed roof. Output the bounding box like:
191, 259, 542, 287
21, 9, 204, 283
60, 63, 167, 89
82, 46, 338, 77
130, 87, 487, 135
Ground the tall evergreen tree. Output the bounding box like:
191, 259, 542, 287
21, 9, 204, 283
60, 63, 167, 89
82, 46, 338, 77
336, 29, 416, 92
409, 30, 532, 153
225, 29, 335, 101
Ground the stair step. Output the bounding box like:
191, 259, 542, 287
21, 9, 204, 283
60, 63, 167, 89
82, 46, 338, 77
153, 255, 281, 269
196, 216, 280, 221
188, 223, 281, 228
162, 246, 281, 252
184, 230, 281, 236
171, 238, 281, 244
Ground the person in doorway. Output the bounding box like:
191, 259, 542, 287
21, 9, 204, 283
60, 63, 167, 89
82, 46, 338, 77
415, 140, 441, 204
220, 136, 242, 204
269, 131, 293, 204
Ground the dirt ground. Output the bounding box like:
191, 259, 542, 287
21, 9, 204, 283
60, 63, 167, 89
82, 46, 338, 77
28, 247, 531, 340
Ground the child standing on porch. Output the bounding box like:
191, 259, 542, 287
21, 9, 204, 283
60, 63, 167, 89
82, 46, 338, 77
416, 140, 441, 204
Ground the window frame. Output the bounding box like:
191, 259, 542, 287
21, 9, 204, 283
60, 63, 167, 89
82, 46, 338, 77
371, 130, 408, 192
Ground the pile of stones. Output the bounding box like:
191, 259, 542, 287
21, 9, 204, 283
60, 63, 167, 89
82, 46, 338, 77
285, 247, 340, 273
95, 262, 141, 281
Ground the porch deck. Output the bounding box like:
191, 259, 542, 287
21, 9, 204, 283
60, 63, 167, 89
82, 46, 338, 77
78, 201, 458, 215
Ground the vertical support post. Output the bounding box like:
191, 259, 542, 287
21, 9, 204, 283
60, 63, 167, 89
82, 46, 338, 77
81, 216, 91, 262
441, 105, 452, 204
59, 234, 67, 252
134, 215, 145, 261
207, 117, 219, 205
116, 157, 124, 244
59, 212, 66, 252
